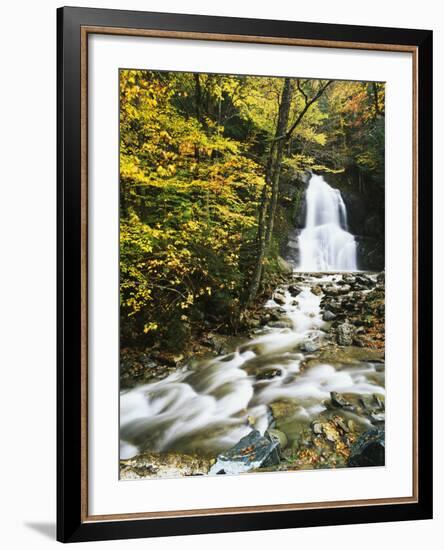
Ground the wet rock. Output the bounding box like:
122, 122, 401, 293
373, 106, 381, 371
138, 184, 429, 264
311, 285, 323, 296
337, 321, 354, 346
338, 284, 352, 294
256, 368, 282, 380
348, 429, 385, 467
322, 310, 336, 321
301, 340, 320, 353
268, 429, 288, 450
370, 412, 385, 423
358, 396, 371, 410
209, 430, 280, 475
120, 451, 212, 479
332, 416, 350, 433
268, 319, 293, 329
311, 421, 323, 434
270, 400, 301, 420
154, 351, 183, 366
245, 318, 261, 330
323, 285, 339, 297
261, 309, 282, 325
277, 256, 294, 275
330, 391, 352, 409
316, 346, 384, 365
322, 423, 339, 443
204, 333, 230, 354
288, 284, 302, 297
352, 336, 365, 347
273, 292, 286, 305
120, 352, 174, 388
373, 393, 385, 410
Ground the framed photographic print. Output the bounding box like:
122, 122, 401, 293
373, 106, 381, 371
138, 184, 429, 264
57, 6, 433, 543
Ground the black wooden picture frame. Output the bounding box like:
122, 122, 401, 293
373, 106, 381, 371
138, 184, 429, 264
57, 6, 433, 543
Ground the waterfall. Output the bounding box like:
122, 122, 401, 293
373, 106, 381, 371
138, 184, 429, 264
298, 174, 357, 271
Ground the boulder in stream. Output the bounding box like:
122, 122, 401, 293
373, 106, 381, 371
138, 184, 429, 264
209, 430, 280, 475
301, 340, 320, 353
322, 309, 336, 321
348, 429, 385, 467
288, 284, 302, 297
273, 291, 287, 305
337, 321, 354, 345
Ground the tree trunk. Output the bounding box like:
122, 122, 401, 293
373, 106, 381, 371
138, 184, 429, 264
247, 78, 292, 303
265, 78, 292, 245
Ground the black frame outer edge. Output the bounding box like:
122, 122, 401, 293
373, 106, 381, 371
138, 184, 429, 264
56, 6, 433, 543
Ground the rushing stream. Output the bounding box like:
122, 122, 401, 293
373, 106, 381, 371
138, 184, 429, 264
120, 275, 384, 462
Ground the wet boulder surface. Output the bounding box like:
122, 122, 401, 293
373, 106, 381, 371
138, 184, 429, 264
348, 429, 385, 467
209, 430, 281, 475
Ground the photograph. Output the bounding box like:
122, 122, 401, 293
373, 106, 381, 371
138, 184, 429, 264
118, 69, 386, 480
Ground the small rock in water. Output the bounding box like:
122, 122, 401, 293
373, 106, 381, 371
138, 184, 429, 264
333, 415, 350, 433
311, 421, 323, 434
330, 391, 352, 409
337, 321, 354, 346
273, 292, 286, 305
373, 393, 385, 410
288, 284, 302, 297
301, 340, 320, 353
209, 430, 280, 475
256, 368, 281, 380
322, 310, 336, 321
370, 412, 385, 423
311, 285, 323, 296
353, 336, 365, 347
268, 319, 293, 329
348, 429, 385, 467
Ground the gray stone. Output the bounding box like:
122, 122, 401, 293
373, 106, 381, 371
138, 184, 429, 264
301, 340, 320, 353
273, 292, 286, 305
288, 284, 302, 297
268, 318, 293, 329
330, 391, 352, 409
337, 321, 354, 346
209, 430, 280, 475
311, 421, 323, 434
322, 310, 336, 321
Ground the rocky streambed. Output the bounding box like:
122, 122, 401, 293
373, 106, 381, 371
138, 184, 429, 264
120, 271, 385, 480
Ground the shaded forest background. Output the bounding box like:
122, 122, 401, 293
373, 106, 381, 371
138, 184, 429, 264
120, 70, 385, 352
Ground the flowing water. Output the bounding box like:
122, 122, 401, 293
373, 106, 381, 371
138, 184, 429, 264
120, 276, 384, 461
298, 174, 358, 271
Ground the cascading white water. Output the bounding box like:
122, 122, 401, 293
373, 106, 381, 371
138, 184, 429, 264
298, 174, 358, 271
